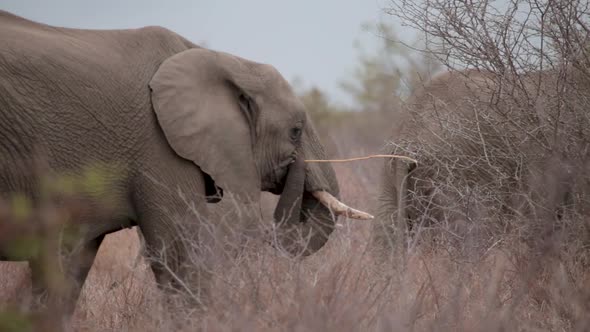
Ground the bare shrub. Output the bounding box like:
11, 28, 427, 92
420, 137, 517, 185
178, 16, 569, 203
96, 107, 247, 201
368, 0, 590, 328
379, 0, 590, 249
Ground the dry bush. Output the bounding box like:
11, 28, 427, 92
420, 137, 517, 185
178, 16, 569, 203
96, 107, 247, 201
379, 0, 590, 249
373, 0, 590, 329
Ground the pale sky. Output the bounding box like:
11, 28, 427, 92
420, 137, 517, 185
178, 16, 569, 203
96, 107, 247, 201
2, 0, 406, 106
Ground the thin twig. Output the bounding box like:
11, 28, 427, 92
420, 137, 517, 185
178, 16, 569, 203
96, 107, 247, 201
304, 154, 418, 164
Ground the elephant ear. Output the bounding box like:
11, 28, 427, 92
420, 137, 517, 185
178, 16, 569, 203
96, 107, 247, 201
149, 48, 262, 203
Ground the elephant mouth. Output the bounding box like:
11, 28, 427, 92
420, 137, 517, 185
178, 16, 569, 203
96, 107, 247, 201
262, 154, 296, 195
266, 157, 296, 195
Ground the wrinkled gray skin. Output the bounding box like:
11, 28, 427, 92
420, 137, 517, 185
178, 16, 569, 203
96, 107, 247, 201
372, 69, 588, 258
0, 11, 339, 316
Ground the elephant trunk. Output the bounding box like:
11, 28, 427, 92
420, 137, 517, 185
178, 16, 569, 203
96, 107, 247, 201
272, 156, 331, 256
273, 157, 305, 228
371, 158, 407, 259
272, 155, 371, 256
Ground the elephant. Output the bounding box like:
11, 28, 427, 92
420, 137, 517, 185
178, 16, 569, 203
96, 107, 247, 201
371, 68, 590, 259
0, 10, 370, 318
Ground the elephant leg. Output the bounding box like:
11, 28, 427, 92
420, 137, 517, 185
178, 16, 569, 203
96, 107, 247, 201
133, 161, 212, 313
28, 260, 49, 310
139, 215, 212, 312
28, 234, 104, 319
63, 234, 104, 314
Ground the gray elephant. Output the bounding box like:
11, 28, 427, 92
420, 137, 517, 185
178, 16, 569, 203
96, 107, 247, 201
372, 68, 590, 258
0, 10, 369, 317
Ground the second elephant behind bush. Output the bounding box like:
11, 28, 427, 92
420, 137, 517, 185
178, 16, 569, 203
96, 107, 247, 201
372, 69, 590, 256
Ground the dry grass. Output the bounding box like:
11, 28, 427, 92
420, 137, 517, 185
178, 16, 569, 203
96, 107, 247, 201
1, 125, 588, 331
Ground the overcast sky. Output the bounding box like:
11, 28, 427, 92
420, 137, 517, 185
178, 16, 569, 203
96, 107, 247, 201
2, 0, 406, 105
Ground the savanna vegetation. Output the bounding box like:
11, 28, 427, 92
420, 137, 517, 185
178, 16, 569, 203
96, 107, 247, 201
2, 1, 590, 331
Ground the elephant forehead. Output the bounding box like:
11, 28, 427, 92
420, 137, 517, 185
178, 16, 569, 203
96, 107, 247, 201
258, 98, 306, 127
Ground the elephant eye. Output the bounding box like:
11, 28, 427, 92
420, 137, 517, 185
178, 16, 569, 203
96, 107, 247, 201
289, 126, 302, 142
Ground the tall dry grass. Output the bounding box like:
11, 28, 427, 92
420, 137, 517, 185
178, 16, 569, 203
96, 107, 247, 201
1, 118, 588, 331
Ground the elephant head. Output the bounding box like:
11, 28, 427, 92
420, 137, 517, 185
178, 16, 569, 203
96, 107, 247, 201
149, 48, 367, 256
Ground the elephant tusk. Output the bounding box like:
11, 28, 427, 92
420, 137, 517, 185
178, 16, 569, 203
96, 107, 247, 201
312, 191, 374, 220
